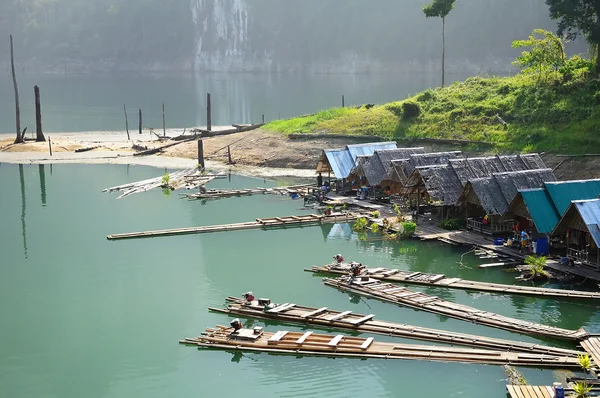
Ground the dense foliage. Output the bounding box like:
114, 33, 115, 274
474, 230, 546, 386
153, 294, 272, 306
0, 0, 583, 70
545, 0, 600, 73
266, 34, 599, 154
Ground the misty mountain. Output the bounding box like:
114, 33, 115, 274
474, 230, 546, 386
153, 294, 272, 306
0, 0, 586, 73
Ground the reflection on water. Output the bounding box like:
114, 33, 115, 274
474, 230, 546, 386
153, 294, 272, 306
19, 164, 27, 259
39, 164, 47, 206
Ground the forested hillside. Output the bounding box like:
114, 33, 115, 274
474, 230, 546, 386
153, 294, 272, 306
0, 0, 585, 73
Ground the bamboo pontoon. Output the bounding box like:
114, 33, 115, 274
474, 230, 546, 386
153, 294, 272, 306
107, 212, 361, 240
185, 183, 315, 200
102, 167, 222, 199
180, 325, 582, 368
210, 297, 583, 357
307, 263, 600, 300
580, 337, 600, 369
322, 277, 588, 341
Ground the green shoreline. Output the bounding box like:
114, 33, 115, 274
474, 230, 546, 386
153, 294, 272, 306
265, 73, 600, 154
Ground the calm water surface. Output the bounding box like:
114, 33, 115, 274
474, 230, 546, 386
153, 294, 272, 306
1, 163, 599, 398
0, 72, 474, 134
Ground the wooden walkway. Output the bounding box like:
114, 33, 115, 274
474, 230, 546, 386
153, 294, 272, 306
414, 223, 525, 260
107, 213, 361, 240
307, 263, 600, 300
323, 277, 588, 341
180, 325, 581, 368
211, 297, 583, 357
185, 183, 315, 200
506, 385, 555, 398
581, 337, 600, 368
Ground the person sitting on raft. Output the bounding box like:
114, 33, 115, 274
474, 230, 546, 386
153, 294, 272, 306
230, 318, 243, 333
242, 291, 255, 305
333, 254, 345, 264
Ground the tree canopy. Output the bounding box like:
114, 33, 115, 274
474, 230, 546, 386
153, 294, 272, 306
545, 0, 600, 72
512, 29, 566, 80
423, 0, 456, 19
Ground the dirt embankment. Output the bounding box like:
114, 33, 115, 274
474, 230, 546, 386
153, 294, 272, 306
1, 129, 600, 181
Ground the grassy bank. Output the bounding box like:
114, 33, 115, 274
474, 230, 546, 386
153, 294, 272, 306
265, 73, 600, 153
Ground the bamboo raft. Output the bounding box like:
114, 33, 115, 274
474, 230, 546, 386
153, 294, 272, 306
185, 183, 315, 200
107, 212, 361, 240
180, 325, 582, 368
580, 337, 600, 369
103, 167, 222, 199
210, 297, 583, 357
323, 277, 588, 341
506, 385, 555, 398
307, 263, 600, 300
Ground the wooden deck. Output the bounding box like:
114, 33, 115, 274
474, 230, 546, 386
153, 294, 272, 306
323, 277, 588, 341
506, 385, 555, 398
180, 325, 581, 368
106, 212, 361, 240
211, 297, 584, 357
307, 263, 600, 300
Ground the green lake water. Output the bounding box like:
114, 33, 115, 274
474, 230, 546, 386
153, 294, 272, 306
0, 72, 473, 134
1, 163, 600, 398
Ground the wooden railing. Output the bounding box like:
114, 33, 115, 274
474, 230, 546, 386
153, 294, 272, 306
467, 218, 514, 235
566, 248, 600, 268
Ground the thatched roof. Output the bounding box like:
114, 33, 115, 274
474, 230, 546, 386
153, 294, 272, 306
450, 154, 548, 185
360, 147, 425, 186
382, 151, 460, 185
405, 165, 464, 205
462, 169, 556, 215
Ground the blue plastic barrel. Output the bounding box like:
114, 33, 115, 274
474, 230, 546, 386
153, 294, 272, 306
494, 238, 504, 246
536, 237, 549, 255
554, 385, 564, 398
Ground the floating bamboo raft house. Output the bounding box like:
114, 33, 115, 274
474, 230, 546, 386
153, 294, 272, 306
211, 297, 583, 357
180, 325, 582, 368
107, 213, 361, 240
323, 277, 588, 340
185, 183, 315, 200
308, 263, 600, 300
103, 167, 221, 199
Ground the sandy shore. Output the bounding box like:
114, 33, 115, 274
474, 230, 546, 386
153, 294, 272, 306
0, 128, 347, 178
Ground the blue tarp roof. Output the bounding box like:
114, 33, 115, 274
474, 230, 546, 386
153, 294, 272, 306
545, 179, 600, 215
321, 142, 397, 178
574, 200, 600, 246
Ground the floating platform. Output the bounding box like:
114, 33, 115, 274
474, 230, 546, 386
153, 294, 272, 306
580, 337, 600, 369
323, 277, 588, 341
107, 212, 361, 240
185, 183, 315, 200
180, 325, 581, 368
307, 263, 600, 300
210, 296, 583, 357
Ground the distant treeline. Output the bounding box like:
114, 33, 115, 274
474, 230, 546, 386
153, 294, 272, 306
0, 0, 586, 71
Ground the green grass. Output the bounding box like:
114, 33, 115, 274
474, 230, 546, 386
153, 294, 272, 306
264, 73, 600, 153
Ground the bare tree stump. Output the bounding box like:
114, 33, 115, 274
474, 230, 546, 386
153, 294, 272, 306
10, 34, 23, 144
124, 104, 130, 140
34, 85, 46, 142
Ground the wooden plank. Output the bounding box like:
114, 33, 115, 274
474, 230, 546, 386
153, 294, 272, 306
360, 337, 374, 350
328, 311, 352, 321
405, 272, 421, 279
436, 277, 461, 286
382, 287, 405, 294
295, 331, 313, 344
506, 385, 517, 398
268, 303, 296, 313
350, 314, 375, 325
267, 330, 289, 343
301, 307, 328, 318
327, 334, 344, 347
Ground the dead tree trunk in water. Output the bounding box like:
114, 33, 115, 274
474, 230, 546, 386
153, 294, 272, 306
138, 109, 142, 134
10, 35, 23, 144
124, 104, 130, 140
162, 103, 166, 137
34, 86, 46, 142
206, 93, 211, 131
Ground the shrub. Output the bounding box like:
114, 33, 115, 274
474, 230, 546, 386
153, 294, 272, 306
524, 255, 550, 279
352, 217, 368, 232
416, 89, 435, 102
438, 218, 464, 230
401, 221, 417, 237
385, 103, 403, 117
401, 101, 421, 119
372, 210, 380, 218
